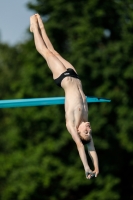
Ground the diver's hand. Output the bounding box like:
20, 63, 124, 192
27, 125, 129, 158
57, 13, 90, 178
85, 171, 95, 179
92, 168, 99, 177
85, 168, 99, 179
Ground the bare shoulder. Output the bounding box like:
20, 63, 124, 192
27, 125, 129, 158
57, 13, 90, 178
66, 121, 74, 133
65, 111, 75, 130
66, 122, 81, 145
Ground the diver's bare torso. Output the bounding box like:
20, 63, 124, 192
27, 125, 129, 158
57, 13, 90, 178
61, 76, 88, 128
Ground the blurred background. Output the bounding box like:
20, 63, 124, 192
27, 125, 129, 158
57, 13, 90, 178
0, 0, 133, 199
0, 0, 34, 45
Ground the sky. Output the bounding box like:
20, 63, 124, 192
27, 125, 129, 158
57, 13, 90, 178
0, 0, 35, 46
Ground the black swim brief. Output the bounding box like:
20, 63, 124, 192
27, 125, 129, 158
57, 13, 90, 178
54, 68, 80, 87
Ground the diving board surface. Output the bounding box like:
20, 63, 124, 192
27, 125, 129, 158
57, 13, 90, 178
0, 96, 111, 108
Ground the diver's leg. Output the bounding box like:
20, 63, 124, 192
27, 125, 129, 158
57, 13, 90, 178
30, 15, 66, 79
30, 15, 48, 58
35, 14, 54, 52
36, 14, 78, 73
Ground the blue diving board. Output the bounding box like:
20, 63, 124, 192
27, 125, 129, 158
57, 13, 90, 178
0, 96, 111, 108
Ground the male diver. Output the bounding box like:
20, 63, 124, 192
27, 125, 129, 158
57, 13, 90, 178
30, 14, 99, 179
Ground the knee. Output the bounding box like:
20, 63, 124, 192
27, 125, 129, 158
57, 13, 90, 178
45, 49, 54, 58
48, 49, 59, 56
52, 50, 60, 56
37, 48, 53, 59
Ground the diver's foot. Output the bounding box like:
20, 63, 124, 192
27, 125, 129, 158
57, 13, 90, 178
35, 14, 44, 29
30, 14, 38, 32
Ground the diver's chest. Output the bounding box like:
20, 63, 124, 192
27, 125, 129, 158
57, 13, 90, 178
74, 106, 87, 119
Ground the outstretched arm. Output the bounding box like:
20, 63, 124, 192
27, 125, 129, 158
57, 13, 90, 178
66, 123, 93, 179
87, 138, 99, 177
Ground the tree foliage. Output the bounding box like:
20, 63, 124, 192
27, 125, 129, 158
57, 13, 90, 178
0, 0, 133, 199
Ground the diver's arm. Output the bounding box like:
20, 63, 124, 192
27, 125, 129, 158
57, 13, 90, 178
87, 138, 99, 177
66, 123, 92, 176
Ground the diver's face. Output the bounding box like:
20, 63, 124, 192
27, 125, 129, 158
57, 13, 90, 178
78, 122, 92, 140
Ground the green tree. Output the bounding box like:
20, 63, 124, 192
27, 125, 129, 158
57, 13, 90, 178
0, 0, 133, 199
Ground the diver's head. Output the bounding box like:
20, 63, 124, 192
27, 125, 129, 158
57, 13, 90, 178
77, 122, 92, 145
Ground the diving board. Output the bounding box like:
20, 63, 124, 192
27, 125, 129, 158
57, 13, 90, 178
0, 96, 111, 108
